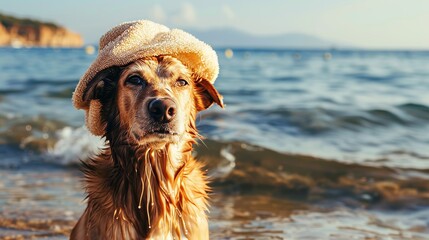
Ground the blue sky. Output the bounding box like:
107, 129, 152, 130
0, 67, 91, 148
1, 0, 428, 49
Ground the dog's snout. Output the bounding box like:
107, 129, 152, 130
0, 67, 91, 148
148, 98, 177, 123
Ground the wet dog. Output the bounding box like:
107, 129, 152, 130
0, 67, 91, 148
70, 55, 223, 239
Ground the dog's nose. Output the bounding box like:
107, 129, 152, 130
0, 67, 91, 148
148, 98, 177, 123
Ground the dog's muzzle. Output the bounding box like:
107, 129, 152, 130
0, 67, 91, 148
148, 98, 177, 123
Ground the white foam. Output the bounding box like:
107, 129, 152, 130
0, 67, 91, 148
209, 145, 236, 179
47, 126, 104, 165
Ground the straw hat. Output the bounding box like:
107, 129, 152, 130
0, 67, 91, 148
72, 20, 219, 136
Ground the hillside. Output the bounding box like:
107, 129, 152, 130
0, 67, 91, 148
0, 13, 83, 48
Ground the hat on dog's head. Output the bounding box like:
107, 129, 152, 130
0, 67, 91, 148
72, 20, 219, 136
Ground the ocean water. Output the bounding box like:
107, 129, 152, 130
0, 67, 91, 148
1, 48, 429, 239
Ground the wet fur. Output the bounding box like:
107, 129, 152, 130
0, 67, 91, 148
71, 56, 223, 239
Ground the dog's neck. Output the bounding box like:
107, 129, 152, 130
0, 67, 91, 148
83, 137, 205, 238
109, 142, 189, 212
109, 142, 186, 181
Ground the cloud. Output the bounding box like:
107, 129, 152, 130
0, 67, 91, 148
181, 2, 196, 23
149, 2, 196, 26
222, 4, 235, 20
171, 2, 196, 25
150, 5, 166, 23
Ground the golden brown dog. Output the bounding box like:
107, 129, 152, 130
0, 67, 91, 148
70, 55, 223, 239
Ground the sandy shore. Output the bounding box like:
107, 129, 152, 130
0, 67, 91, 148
1, 153, 428, 239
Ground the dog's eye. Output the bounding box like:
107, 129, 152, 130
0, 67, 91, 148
175, 79, 189, 87
126, 76, 146, 87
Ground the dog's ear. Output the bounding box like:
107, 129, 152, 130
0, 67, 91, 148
194, 77, 224, 111
82, 67, 120, 102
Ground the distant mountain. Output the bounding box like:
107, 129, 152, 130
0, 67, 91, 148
188, 27, 341, 49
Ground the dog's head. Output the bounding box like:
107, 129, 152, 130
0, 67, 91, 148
83, 55, 223, 148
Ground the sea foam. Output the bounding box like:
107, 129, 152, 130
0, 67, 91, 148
47, 126, 104, 165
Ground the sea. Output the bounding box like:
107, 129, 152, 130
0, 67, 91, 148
1, 47, 429, 239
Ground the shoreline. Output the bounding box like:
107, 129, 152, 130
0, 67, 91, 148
1, 166, 428, 239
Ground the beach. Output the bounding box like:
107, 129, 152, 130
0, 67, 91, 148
1, 48, 429, 239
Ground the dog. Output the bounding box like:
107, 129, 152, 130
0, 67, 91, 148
70, 55, 223, 239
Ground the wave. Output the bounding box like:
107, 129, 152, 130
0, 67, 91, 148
24, 78, 78, 86
1, 122, 428, 206
0, 89, 27, 95
46, 126, 104, 165
0, 78, 77, 103
3, 78, 78, 89
344, 73, 403, 82
398, 103, 429, 120
44, 87, 75, 99
235, 102, 429, 135
270, 76, 302, 82
197, 139, 429, 207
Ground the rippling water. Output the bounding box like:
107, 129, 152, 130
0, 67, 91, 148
1, 48, 429, 239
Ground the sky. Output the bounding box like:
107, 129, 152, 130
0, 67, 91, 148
1, 0, 428, 49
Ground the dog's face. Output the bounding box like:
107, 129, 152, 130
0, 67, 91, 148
84, 56, 223, 148
117, 57, 195, 146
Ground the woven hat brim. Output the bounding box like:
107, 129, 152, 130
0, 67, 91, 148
73, 20, 219, 111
